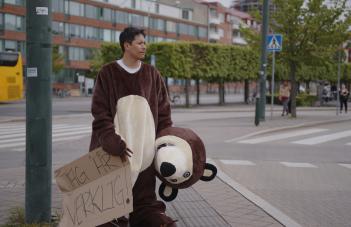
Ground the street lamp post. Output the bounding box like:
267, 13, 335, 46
257, 0, 270, 121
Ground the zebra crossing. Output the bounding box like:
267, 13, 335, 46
0, 123, 91, 151
235, 128, 351, 146
219, 159, 351, 170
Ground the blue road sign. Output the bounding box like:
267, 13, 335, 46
267, 34, 283, 52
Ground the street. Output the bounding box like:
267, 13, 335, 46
1, 97, 351, 226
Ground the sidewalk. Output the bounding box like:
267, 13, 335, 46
1, 106, 351, 226
0, 166, 282, 227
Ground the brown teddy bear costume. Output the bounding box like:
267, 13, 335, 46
154, 127, 217, 202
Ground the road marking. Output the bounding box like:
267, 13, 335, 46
338, 163, 351, 169
0, 128, 91, 144
292, 130, 351, 145
0, 124, 85, 135
237, 128, 327, 144
224, 123, 311, 143
220, 160, 255, 166
0, 126, 91, 140
280, 162, 317, 168
0, 134, 88, 150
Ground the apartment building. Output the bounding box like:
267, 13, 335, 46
201, 1, 258, 45
0, 0, 208, 85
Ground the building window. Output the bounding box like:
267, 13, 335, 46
219, 13, 225, 23
130, 14, 144, 27
0, 40, 3, 51
102, 29, 112, 42
198, 27, 207, 38
115, 10, 129, 24
66, 1, 84, 17
85, 26, 99, 40
85, 5, 98, 19
101, 8, 112, 21
4, 40, 16, 51
4, 0, 23, 5
0, 13, 3, 30
52, 21, 64, 35
166, 21, 176, 33
68, 24, 85, 39
115, 30, 121, 42
209, 8, 217, 17
150, 18, 164, 31
4, 14, 23, 31
53, 0, 64, 13
188, 25, 196, 36
131, 0, 136, 9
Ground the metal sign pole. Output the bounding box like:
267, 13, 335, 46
271, 50, 275, 119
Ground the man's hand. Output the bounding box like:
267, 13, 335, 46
121, 147, 133, 162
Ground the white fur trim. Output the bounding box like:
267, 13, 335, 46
114, 95, 156, 187
154, 135, 193, 184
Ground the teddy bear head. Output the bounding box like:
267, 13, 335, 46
154, 127, 217, 201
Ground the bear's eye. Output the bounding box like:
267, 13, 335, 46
183, 171, 190, 178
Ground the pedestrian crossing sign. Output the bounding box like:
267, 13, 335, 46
267, 34, 282, 52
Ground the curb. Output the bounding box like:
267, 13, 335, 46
208, 159, 302, 227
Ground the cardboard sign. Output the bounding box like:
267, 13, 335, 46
55, 147, 133, 227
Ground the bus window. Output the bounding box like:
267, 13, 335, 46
0, 52, 19, 67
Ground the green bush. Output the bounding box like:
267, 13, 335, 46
266, 93, 317, 106
296, 93, 318, 106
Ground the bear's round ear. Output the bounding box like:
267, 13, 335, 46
159, 183, 178, 202
200, 163, 217, 182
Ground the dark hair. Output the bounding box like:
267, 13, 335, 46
119, 27, 145, 52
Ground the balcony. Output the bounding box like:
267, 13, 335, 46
209, 32, 220, 40
232, 36, 247, 45
209, 16, 220, 25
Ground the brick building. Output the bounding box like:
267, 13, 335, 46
0, 0, 208, 85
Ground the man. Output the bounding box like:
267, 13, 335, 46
90, 27, 176, 227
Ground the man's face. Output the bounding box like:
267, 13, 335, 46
125, 34, 146, 60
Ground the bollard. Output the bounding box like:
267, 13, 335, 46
255, 97, 260, 126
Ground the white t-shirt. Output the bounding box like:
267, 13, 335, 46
117, 59, 141, 74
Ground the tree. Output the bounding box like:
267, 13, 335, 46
52, 45, 64, 75
271, 0, 351, 117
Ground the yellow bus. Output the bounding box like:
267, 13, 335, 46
0, 52, 23, 102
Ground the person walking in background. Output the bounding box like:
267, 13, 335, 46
340, 84, 349, 113
279, 80, 290, 116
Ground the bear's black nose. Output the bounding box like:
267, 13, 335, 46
160, 162, 176, 177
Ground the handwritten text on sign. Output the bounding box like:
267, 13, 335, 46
55, 148, 133, 227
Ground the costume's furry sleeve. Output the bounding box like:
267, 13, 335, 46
91, 69, 126, 156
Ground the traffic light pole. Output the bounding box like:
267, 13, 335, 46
25, 0, 52, 223
258, 0, 270, 121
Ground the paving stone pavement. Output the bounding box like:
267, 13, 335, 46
0, 167, 282, 227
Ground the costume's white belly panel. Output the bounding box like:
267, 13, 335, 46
114, 95, 156, 187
